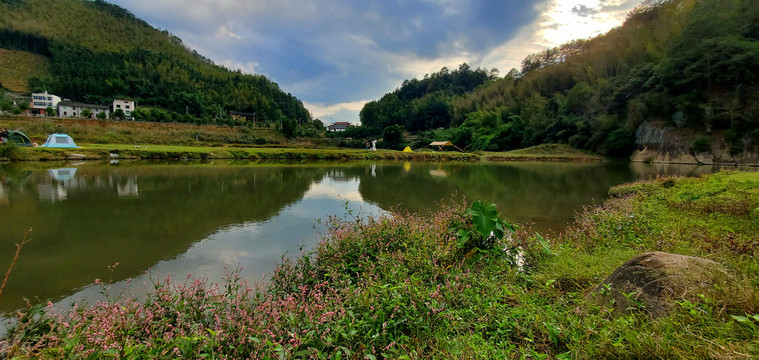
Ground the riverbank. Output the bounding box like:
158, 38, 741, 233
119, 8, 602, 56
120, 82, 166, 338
1, 171, 756, 358
1, 116, 601, 162
1, 144, 478, 161
482, 144, 603, 162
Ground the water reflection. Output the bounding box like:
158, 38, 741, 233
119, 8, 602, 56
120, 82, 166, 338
0, 161, 738, 315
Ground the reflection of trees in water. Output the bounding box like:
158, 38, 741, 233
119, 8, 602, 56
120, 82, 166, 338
358, 162, 639, 232
0, 165, 328, 312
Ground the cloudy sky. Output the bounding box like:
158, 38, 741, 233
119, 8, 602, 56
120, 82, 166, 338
109, 0, 644, 124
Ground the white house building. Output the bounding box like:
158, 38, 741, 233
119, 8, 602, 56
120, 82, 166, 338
58, 100, 110, 119
112, 99, 135, 119
29, 91, 61, 115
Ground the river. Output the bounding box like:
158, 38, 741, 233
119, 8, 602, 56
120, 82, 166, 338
0, 160, 721, 315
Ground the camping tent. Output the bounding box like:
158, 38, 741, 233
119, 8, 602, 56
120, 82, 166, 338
6, 130, 33, 146
429, 141, 464, 152
40, 133, 78, 148
402, 146, 413, 152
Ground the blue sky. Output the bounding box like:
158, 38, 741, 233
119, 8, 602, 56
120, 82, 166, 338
110, 0, 643, 124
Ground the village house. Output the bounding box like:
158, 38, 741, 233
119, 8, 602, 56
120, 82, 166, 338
112, 99, 135, 119
58, 100, 110, 119
328, 121, 351, 132
29, 91, 61, 115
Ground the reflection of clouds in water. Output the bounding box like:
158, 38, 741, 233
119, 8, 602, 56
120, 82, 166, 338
45, 176, 385, 316
304, 177, 364, 202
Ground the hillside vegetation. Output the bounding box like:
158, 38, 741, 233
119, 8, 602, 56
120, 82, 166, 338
357, 0, 759, 157
0, 48, 49, 93
0, 0, 319, 134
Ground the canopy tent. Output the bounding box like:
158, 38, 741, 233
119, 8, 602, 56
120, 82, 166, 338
429, 141, 464, 152
40, 133, 78, 148
6, 130, 33, 146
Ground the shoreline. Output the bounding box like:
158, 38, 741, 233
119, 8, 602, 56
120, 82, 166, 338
1, 171, 757, 358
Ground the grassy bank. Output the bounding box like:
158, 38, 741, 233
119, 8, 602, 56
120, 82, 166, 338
2, 171, 757, 358
0, 116, 285, 146
482, 144, 603, 162
1, 143, 478, 161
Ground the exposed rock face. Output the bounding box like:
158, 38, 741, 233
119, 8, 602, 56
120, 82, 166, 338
631, 122, 759, 165
586, 252, 728, 317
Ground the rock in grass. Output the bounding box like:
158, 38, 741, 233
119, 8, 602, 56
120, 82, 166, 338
586, 251, 728, 317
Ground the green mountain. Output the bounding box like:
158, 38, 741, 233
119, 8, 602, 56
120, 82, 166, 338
0, 0, 313, 128
361, 0, 759, 157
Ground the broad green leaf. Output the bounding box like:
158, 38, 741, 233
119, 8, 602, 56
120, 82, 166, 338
468, 201, 499, 238
536, 233, 556, 256
457, 229, 471, 248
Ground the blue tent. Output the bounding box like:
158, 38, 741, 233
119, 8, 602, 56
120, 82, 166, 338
40, 134, 78, 148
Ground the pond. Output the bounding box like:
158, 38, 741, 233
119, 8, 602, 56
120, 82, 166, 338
0, 160, 722, 314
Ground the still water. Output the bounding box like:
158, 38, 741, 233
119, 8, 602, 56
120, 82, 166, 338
0, 160, 719, 313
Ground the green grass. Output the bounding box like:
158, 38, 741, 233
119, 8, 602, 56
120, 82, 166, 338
2, 171, 758, 359
482, 144, 602, 161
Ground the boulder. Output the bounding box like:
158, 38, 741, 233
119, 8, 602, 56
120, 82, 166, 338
586, 251, 727, 317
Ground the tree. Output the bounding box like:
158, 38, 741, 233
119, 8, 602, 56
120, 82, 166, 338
96, 111, 107, 119
382, 124, 406, 150
46, 106, 57, 117
113, 108, 125, 120
282, 117, 296, 138
81, 108, 92, 118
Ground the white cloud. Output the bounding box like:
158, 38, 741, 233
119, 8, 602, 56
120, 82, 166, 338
481, 0, 642, 73
218, 60, 261, 75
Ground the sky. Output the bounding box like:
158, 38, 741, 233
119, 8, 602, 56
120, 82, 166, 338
109, 0, 645, 125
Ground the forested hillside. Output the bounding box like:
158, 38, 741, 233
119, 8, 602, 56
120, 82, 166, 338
0, 0, 318, 133
361, 0, 759, 156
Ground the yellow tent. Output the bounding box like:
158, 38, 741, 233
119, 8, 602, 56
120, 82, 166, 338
402, 146, 413, 152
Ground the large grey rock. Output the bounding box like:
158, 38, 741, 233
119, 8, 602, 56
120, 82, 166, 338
586, 252, 727, 317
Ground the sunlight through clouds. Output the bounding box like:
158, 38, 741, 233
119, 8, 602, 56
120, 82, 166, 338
109, 0, 645, 124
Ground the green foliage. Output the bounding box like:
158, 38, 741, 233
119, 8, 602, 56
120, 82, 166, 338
693, 136, 712, 152
354, 0, 759, 156
453, 201, 516, 250
381, 124, 405, 150
96, 110, 106, 119
359, 63, 497, 134
112, 108, 124, 120
0, 0, 313, 129
0, 142, 18, 158
80, 108, 91, 118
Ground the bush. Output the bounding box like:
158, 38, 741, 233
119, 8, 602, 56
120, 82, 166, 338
692, 136, 712, 152
606, 128, 636, 157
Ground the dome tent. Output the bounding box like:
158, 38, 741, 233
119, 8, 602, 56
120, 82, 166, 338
5, 130, 33, 146
40, 133, 78, 148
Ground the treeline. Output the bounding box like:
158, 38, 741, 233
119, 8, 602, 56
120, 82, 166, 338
358, 0, 759, 155
358, 64, 498, 134
0, 0, 320, 136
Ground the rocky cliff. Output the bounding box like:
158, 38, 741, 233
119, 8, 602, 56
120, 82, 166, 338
631, 122, 759, 166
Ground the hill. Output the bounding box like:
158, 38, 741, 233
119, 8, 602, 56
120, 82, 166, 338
359, 0, 759, 160
0, 0, 318, 132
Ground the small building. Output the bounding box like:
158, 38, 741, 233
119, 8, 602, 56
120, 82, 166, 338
29, 91, 61, 115
229, 110, 257, 124
328, 121, 351, 132
58, 100, 110, 119
112, 99, 135, 119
